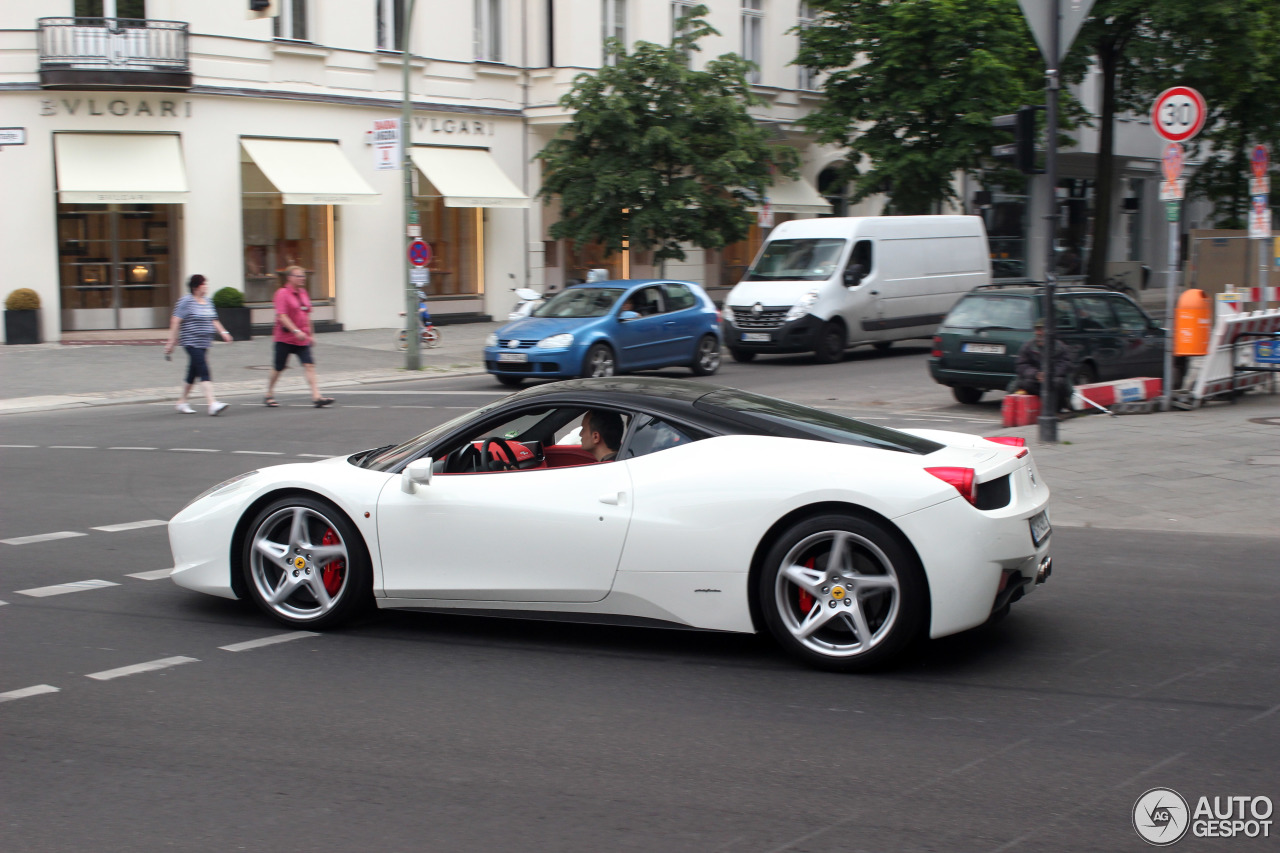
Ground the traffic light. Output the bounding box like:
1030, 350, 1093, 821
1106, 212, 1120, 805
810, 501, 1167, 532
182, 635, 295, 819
248, 0, 277, 19
991, 106, 1042, 175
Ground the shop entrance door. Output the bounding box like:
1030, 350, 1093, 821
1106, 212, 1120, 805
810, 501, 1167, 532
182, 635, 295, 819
57, 203, 176, 331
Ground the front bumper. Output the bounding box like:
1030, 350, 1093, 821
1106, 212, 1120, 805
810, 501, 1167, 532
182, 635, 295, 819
723, 314, 824, 354
484, 345, 583, 379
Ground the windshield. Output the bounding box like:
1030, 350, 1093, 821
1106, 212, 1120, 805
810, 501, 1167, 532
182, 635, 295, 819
532, 287, 623, 319
358, 398, 510, 471
696, 389, 943, 454
744, 238, 847, 282
944, 295, 1035, 330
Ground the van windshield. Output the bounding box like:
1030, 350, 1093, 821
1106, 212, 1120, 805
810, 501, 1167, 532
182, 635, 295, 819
744, 238, 846, 282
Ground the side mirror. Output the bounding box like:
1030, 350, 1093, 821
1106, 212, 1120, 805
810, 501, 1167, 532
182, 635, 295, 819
619, 310, 640, 321
843, 268, 866, 288
400, 457, 433, 494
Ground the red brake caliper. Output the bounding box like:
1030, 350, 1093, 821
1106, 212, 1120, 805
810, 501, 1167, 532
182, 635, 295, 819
320, 528, 345, 596
796, 556, 817, 614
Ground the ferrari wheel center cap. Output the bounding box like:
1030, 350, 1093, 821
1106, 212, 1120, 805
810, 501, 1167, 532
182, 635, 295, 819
831, 586, 847, 600
293, 556, 308, 570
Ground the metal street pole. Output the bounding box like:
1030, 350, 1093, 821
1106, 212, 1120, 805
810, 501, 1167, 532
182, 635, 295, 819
402, 0, 420, 371
1038, 0, 1061, 443
1162, 190, 1179, 411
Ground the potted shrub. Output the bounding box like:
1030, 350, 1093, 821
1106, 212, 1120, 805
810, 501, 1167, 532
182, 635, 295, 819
212, 286, 251, 341
4, 288, 42, 345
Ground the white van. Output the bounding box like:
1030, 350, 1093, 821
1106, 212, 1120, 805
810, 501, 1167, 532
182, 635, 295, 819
722, 215, 991, 363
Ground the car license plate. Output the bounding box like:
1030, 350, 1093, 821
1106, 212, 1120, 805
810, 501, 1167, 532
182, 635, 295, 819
1029, 510, 1051, 546
497, 352, 528, 363
962, 342, 1005, 354
742, 332, 770, 342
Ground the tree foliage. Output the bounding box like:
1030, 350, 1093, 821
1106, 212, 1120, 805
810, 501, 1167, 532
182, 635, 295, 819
796, 0, 1047, 215
537, 6, 798, 268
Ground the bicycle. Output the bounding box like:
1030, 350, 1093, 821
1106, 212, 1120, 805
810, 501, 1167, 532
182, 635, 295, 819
396, 292, 441, 350
1102, 266, 1149, 302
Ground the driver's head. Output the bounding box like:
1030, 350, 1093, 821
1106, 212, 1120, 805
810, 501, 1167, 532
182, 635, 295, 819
580, 409, 623, 461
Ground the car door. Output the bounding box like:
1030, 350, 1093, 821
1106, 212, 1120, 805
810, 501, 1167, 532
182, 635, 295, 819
1108, 295, 1165, 377
611, 285, 673, 368
1070, 294, 1125, 380
377, 460, 633, 602
657, 283, 705, 364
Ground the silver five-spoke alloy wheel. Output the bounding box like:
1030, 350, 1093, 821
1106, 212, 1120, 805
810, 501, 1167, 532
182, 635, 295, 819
584, 343, 616, 378
692, 334, 721, 376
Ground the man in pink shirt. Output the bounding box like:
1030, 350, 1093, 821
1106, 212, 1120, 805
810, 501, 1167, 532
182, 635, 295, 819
264, 265, 334, 408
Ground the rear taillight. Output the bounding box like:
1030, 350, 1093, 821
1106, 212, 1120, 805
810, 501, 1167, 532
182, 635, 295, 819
926, 466, 976, 505
986, 436, 1026, 448
931, 335, 942, 358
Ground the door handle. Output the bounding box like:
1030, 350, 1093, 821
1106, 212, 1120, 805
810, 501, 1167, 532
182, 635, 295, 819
598, 491, 625, 506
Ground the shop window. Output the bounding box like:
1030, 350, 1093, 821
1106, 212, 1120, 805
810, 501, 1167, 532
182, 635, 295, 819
241, 161, 333, 303
414, 197, 482, 297
717, 222, 769, 288
983, 190, 1029, 279
564, 240, 622, 283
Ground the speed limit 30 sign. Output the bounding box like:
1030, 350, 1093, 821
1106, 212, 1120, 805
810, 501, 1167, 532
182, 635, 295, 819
1151, 86, 1206, 143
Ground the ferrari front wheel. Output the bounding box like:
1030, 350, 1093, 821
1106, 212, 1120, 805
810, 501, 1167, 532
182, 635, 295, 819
759, 514, 925, 672
242, 495, 371, 629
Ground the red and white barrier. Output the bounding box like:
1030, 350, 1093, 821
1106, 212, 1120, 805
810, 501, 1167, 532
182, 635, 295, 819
1240, 286, 1279, 304
1190, 308, 1280, 402
1072, 378, 1162, 411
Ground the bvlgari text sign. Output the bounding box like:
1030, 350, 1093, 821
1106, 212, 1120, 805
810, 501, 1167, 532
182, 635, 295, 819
412, 116, 495, 136
40, 98, 193, 118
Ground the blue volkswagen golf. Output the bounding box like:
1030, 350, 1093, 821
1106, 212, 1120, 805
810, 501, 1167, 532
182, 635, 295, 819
484, 280, 723, 387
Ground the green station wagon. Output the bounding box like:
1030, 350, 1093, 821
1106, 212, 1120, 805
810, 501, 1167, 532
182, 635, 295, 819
928, 284, 1167, 404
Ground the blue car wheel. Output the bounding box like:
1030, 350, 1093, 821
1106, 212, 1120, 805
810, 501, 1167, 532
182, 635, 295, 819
583, 342, 616, 378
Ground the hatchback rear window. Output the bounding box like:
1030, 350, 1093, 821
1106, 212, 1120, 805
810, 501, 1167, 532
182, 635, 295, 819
944, 295, 1034, 330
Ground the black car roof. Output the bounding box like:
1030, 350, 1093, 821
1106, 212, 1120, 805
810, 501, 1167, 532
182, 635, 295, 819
508, 376, 726, 407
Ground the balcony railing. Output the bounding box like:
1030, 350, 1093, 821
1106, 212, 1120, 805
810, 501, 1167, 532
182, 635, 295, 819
37, 17, 191, 89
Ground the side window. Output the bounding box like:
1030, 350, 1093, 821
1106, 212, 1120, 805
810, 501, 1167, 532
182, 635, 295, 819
622, 417, 702, 460
1054, 297, 1077, 331
661, 283, 697, 311
1110, 297, 1148, 332
845, 239, 872, 285
1073, 296, 1115, 331
634, 286, 666, 316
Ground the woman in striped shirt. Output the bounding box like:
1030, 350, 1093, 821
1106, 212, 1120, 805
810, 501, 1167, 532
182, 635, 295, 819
164, 274, 234, 415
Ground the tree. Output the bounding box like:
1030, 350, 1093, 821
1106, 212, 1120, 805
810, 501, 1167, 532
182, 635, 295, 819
796, 0, 1046, 215
537, 6, 797, 272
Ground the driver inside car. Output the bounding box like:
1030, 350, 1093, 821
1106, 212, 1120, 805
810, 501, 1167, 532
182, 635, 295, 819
579, 409, 623, 463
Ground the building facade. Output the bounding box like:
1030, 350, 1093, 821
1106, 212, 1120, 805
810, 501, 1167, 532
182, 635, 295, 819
0, 0, 1175, 343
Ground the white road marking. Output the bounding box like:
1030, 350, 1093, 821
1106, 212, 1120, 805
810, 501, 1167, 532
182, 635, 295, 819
0, 684, 59, 703
296, 453, 329, 458
2, 531, 87, 546
232, 450, 284, 456
0, 444, 38, 448
49, 445, 97, 449
92, 519, 167, 533
220, 631, 319, 652
170, 447, 220, 453
0, 599, 7, 606
126, 568, 174, 581
391, 405, 436, 409
86, 656, 198, 681
341, 405, 381, 409
109, 446, 157, 451
331, 390, 501, 396
17, 579, 119, 597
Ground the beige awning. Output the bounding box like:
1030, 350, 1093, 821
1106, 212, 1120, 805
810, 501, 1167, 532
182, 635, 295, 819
410, 146, 530, 208
240, 138, 379, 205
55, 133, 189, 203
754, 176, 833, 214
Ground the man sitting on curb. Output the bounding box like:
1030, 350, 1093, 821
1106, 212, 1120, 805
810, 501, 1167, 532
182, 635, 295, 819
1010, 319, 1075, 415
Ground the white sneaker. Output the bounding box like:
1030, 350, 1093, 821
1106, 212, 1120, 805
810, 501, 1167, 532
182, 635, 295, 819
209, 401, 229, 416
176, 402, 196, 414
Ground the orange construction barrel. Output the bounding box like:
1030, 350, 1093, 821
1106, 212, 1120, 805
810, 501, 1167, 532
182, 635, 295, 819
1174, 288, 1212, 356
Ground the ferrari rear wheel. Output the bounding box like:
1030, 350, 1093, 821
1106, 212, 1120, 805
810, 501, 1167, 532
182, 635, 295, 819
243, 495, 371, 629
760, 514, 925, 672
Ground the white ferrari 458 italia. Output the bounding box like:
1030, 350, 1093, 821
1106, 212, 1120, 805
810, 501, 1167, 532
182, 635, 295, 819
169, 377, 1052, 671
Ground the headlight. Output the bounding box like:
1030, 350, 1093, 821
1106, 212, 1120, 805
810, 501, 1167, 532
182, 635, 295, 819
722, 305, 735, 324
536, 333, 574, 349
784, 290, 820, 323
485, 333, 498, 347
183, 470, 259, 509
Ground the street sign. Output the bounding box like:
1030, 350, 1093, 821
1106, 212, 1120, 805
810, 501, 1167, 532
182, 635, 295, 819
372, 118, 401, 171
1252, 177, 1271, 196
1164, 201, 1181, 222
1252, 144, 1270, 179
1159, 180, 1185, 201
1018, 0, 1096, 61
410, 268, 429, 286
1161, 143, 1184, 182
408, 239, 431, 267
1249, 199, 1272, 239
0, 127, 25, 146
1151, 87, 1206, 143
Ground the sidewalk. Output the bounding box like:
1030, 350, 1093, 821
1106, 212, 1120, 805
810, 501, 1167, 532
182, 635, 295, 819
2, 325, 1277, 537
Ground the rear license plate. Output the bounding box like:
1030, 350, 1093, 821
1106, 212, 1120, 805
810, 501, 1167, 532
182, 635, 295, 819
742, 332, 770, 342
963, 342, 1006, 354
497, 352, 528, 363
1029, 510, 1051, 546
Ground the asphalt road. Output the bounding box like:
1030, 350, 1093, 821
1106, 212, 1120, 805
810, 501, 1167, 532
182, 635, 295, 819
2, 358, 1277, 852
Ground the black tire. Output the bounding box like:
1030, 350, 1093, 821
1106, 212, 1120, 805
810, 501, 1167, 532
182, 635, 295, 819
690, 334, 722, 376
873, 341, 893, 352
582, 343, 616, 378
812, 321, 846, 364
496, 375, 524, 387
952, 386, 984, 405
729, 348, 757, 363
758, 513, 926, 672
241, 495, 372, 629
1073, 363, 1098, 386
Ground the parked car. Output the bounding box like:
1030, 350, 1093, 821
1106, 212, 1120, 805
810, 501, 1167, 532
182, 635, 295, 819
928, 284, 1167, 404
168, 376, 1053, 672
484, 280, 722, 387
